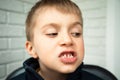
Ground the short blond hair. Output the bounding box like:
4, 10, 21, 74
25, 0, 82, 41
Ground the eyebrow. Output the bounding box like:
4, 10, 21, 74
40, 23, 60, 30
40, 21, 82, 31
71, 21, 83, 27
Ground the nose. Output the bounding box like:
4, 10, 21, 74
59, 33, 73, 47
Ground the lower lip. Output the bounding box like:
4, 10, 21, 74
60, 57, 77, 64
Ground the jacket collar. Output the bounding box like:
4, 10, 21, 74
23, 57, 83, 80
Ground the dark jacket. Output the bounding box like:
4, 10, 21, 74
10, 58, 103, 80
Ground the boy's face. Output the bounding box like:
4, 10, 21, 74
26, 8, 84, 74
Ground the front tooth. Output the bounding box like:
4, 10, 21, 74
68, 54, 70, 58
65, 54, 67, 58
70, 54, 72, 58
62, 54, 73, 58
68, 54, 73, 58
63, 54, 66, 58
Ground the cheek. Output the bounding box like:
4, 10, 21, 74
34, 39, 56, 56
33, 32, 57, 59
76, 39, 84, 56
76, 39, 84, 50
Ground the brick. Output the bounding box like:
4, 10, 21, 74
20, 0, 38, 3
7, 61, 23, 75
0, 38, 8, 49
0, 24, 8, 37
77, 0, 106, 10
8, 38, 26, 49
0, 65, 6, 78
0, 50, 24, 64
84, 28, 105, 37
0, 0, 24, 12
7, 25, 25, 37
85, 46, 105, 56
84, 18, 106, 28
21, 49, 30, 60
24, 50, 30, 59
23, 3, 34, 13
0, 24, 25, 37
82, 8, 106, 19
84, 37, 105, 46
0, 78, 6, 80
0, 10, 7, 23
8, 12, 26, 25
84, 55, 105, 67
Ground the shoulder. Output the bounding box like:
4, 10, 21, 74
67, 68, 103, 80
67, 63, 103, 80
9, 72, 25, 80
80, 70, 103, 80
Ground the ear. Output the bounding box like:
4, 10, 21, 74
25, 41, 38, 59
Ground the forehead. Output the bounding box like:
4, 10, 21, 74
35, 6, 81, 17
34, 7, 83, 26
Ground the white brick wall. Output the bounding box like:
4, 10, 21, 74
8, 12, 26, 25
76, 0, 107, 67
0, 0, 24, 12
0, 0, 37, 79
0, 0, 107, 80
0, 10, 6, 23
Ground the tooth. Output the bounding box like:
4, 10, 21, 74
68, 54, 70, 58
65, 54, 67, 58
63, 54, 66, 58
70, 54, 73, 58
71, 55, 73, 58
61, 53, 74, 58
67, 54, 72, 58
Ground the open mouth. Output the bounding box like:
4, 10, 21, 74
59, 51, 75, 58
59, 51, 77, 64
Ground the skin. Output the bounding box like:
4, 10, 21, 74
25, 8, 84, 80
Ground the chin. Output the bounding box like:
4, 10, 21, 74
59, 66, 78, 74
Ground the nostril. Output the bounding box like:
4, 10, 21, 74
60, 42, 73, 46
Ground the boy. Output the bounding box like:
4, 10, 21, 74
10, 0, 102, 80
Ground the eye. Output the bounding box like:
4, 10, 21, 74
46, 33, 58, 38
71, 32, 82, 38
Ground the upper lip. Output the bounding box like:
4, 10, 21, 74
58, 50, 76, 57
